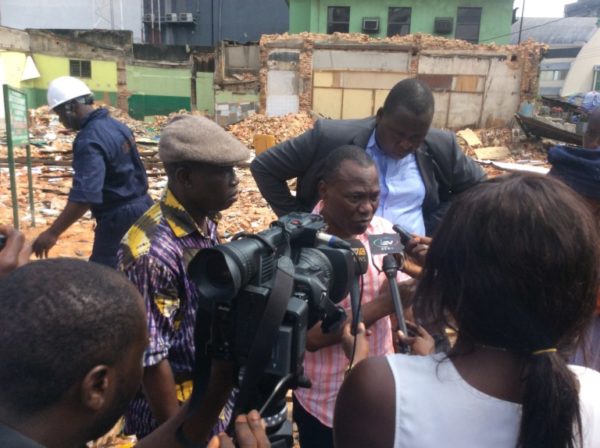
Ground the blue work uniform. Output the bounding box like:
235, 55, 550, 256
68, 108, 153, 268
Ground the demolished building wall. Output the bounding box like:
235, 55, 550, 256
212, 42, 261, 126
259, 32, 545, 129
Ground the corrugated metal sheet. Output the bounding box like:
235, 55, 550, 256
511, 17, 598, 45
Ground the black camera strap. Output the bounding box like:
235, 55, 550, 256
229, 256, 295, 425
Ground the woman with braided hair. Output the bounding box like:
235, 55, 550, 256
334, 174, 600, 448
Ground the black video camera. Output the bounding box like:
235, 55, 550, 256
188, 212, 360, 447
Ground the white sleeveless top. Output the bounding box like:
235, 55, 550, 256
386, 354, 600, 447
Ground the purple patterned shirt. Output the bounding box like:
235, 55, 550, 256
118, 189, 232, 438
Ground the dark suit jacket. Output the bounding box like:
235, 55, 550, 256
250, 117, 486, 235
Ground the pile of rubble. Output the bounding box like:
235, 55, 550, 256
456, 126, 549, 177
227, 111, 314, 148
261, 31, 546, 54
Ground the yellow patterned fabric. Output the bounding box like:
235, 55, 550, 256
119, 189, 203, 263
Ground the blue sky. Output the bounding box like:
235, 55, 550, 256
513, 0, 572, 17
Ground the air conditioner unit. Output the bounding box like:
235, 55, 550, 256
165, 13, 178, 22
362, 17, 379, 33
178, 12, 194, 22
434, 17, 453, 34
143, 13, 155, 23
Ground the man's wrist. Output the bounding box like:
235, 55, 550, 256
46, 227, 61, 237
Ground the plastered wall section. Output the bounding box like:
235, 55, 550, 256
312, 49, 411, 119
126, 65, 191, 119
0, 52, 28, 88
263, 39, 530, 128
197, 72, 216, 115
265, 49, 301, 117
418, 52, 521, 128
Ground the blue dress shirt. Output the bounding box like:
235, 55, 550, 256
365, 130, 426, 235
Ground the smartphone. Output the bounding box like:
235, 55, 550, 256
0, 234, 6, 251
392, 224, 413, 245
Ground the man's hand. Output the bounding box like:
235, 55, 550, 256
377, 277, 416, 311
397, 322, 435, 356
32, 229, 59, 259
32, 201, 90, 259
0, 225, 31, 278
207, 411, 270, 448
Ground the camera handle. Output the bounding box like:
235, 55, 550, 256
183, 257, 295, 446
231, 256, 295, 418
349, 275, 362, 335
382, 254, 410, 354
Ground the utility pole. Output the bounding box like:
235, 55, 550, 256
93, 0, 116, 29
518, 0, 526, 44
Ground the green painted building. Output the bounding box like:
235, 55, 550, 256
126, 65, 192, 119
289, 0, 514, 44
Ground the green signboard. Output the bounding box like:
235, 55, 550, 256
4, 85, 29, 146
3, 84, 34, 229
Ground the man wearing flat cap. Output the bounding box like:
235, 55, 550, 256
118, 115, 250, 439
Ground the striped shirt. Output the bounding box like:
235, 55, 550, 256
118, 189, 233, 437
294, 206, 409, 427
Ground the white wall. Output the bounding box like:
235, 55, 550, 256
0, 0, 142, 42
562, 29, 600, 96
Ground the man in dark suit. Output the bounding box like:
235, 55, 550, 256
251, 78, 485, 236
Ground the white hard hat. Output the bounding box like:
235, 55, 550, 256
47, 76, 92, 110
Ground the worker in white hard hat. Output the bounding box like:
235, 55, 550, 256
32, 76, 153, 268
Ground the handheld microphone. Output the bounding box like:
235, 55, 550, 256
347, 238, 368, 275
382, 254, 410, 354
346, 239, 368, 330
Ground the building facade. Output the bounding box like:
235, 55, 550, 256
0, 0, 143, 42
289, 0, 514, 44
511, 17, 599, 97
142, 0, 289, 45
565, 0, 600, 17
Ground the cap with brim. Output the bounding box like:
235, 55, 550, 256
548, 145, 600, 200
159, 115, 250, 166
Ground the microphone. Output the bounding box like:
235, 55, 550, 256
347, 238, 368, 275
382, 254, 410, 354
315, 231, 351, 249
345, 239, 368, 329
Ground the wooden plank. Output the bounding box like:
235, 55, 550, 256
492, 161, 549, 175
456, 128, 482, 147
454, 75, 482, 93
474, 146, 511, 160
417, 74, 453, 91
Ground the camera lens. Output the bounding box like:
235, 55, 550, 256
205, 253, 234, 287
